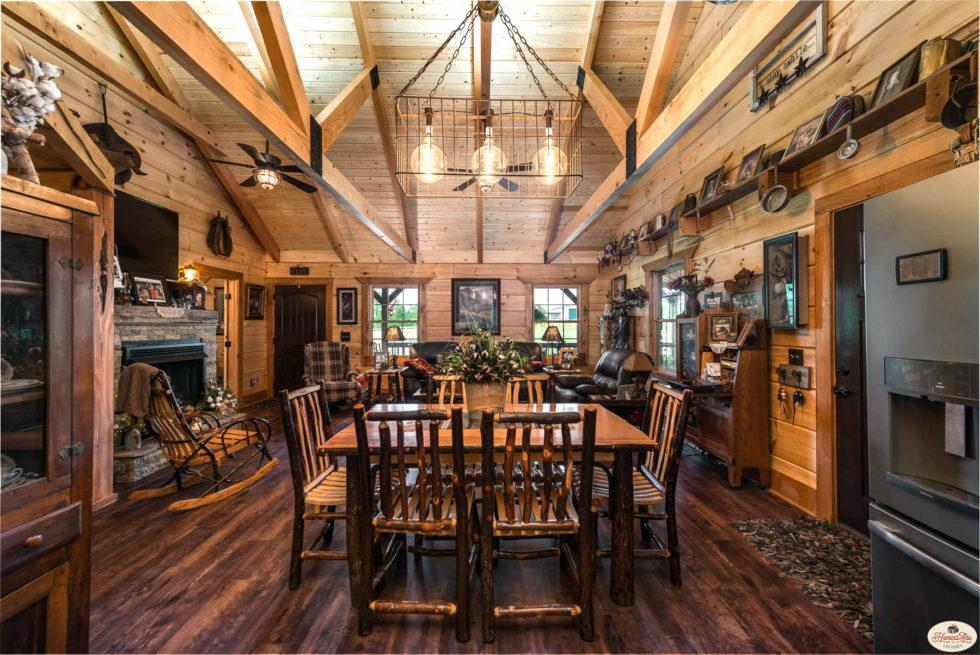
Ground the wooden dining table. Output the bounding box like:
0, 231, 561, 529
318, 402, 653, 607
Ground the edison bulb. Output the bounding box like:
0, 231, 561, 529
533, 129, 567, 185
410, 125, 446, 183
472, 127, 507, 192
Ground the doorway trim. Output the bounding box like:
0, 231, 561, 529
193, 262, 244, 400
813, 150, 954, 521
265, 277, 334, 397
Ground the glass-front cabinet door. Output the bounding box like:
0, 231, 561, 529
1, 213, 73, 500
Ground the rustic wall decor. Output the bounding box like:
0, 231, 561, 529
763, 233, 808, 329
337, 287, 358, 324
749, 2, 827, 111
451, 278, 500, 334
895, 248, 948, 284
245, 283, 265, 320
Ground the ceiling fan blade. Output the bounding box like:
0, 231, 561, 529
237, 142, 264, 164
205, 159, 253, 168
281, 174, 318, 193
453, 177, 477, 192
239, 176, 258, 187
278, 165, 304, 173
506, 162, 533, 173
267, 153, 282, 169
498, 177, 519, 192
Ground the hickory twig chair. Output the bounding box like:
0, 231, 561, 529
479, 407, 598, 642
128, 371, 277, 512
279, 384, 347, 589
591, 383, 692, 586
352, 404, 479, 641
429, 374, 467, 405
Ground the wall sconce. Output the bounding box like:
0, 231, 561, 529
178, 263, 199, 284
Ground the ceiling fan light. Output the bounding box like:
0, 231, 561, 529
533, 127, 567, 186
472, 128, 507, 192
253, 167, 280, 190
410, 125, 446, 183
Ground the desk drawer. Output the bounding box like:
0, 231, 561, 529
1, 502, 81, 575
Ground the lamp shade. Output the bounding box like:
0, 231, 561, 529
541, 325, 564, 342
383, 325, 404, 341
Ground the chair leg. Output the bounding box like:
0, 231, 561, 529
455, 517, 470, 642
666, 511, 681, 587
321, 519, 335, 549
480, 522, 495, 643
578, 513, 597, 642
358, 526, 375, 635
289, 514, 304, 590
414, 534, 424, 560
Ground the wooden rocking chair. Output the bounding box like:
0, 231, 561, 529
128, 371, 278, 512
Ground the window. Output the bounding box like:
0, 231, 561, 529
371, 286, 419, 357
533, 286, 579, 355
653, 265, 684, 372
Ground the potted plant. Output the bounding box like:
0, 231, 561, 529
439, 328, 529, 410
667, 259, 715, 317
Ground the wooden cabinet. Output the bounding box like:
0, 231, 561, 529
1, 176, 99, 653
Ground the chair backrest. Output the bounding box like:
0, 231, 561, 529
353, 405, 463, 528
432, 374, 467, 406
504, 373, 548, 405
144, 371, 200, 465
303, 341, 350, 384
480, 407, 597, 525
642, 384, 693, 493
279, 384, 336, 497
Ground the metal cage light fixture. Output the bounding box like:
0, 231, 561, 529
394, 3, 582, 199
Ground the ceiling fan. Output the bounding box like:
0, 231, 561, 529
204, 142, 317, 193
448, 161, 532, 192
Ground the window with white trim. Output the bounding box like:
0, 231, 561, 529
371, 286, 419, 357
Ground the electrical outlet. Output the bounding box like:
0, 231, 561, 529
250, 377, 258, 387
788, 348, 804, 365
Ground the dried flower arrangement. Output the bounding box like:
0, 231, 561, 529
439, 328, 529, 383
1, 54, 63, 183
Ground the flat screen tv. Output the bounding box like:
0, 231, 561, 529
114, 191, 178, 279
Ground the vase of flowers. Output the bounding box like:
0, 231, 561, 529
197, 383, 238, 417
439, 329, 528, 411
666, 259, 715, 318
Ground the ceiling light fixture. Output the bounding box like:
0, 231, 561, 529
410, 106, 447, 183
533, 109, 568, 185
252, 166, 281, 190
472, 109, 507, 191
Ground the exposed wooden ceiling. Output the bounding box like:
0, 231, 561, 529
132, 1, 706, 263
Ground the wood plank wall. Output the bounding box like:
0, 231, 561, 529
2, 4, 271, 507
603, 0, 978, 515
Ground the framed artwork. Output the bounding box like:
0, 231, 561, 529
709, 313, 737, 343
188, 285, 207, 310
668, 202, 683, 229
245, 283, 265, 320
764, 232, 808, 329
637, 221, 650, 241
736, 145, 766, 183
699, 167, 725, 205
130, 274, 169, 305
896, 248, 947, 285
655, 213, 667, 231
732, 290, 763, 321
451, 278, 500, 335
618, 233, 631, 255
703, 290, 724, 310
214, 286, 225, 335
748, 3, 827, 111
784, 112, 826, 158
871, 43, 924, 108
337, 287, 358, 324
611, 274, 627, 301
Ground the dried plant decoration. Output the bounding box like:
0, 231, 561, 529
1, 53, 63, 182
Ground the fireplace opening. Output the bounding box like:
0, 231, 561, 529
121, 339, 207, 406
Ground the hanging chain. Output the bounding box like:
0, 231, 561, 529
397, 5, 478, 99
497, 6, 576, 100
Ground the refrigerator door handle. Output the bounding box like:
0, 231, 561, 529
869, 520, 980, 598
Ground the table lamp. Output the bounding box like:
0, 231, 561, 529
541, 324, 564, 366
382, 325, 404, 368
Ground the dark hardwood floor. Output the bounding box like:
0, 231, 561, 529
90, 404, 869, 654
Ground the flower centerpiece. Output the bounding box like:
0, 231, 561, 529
439, 328, 528, 410
666, 258, 715, 317
197, 383, 238, 417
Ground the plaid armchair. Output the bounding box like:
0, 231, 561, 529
302, 342, 360, 404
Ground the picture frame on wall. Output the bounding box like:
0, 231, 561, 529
896, 248, 947, 285
637, 221, 650, 242
337, 287, 358, 324
130, 274, 170, 305
703, 290, 724, 310
731, 290, 763, 321
709, 313, 738, 343
610, 274, 627, 302
784, 112, 826, 158
763, 232, 808, 329
736, 144, 766, 183
245, 283, 266, 320
451, 278, 500, 335
699, 167, 725, 205
668, 202, 683, 230
871, 42, 924, 109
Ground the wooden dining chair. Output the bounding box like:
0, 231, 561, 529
478, 407, 598, 643
430, 374, 467, 405
278, 384, 347, 590
352, 404, 479, 641
504, 373, 548, 404
128, 371, 277, 512
591, 383, 692, 586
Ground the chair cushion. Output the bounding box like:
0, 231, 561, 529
574, 384, 602, 397
404, 357, 436, 376
321, 379, 359, 403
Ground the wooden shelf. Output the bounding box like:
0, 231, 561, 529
683, 168, 771, 220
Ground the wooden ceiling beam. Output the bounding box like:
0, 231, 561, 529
248, 1, 308, 135
315, 66, 375, 151
580, 68, 631, 157
103, 3, 282, 261
634, 0, 692, 137
546, 1, 817, 262
473, 6, 492, 264
350, 1, 417, 254
113, 1, 413, 262
238, 1, 281, 102
1, 2, 223, 156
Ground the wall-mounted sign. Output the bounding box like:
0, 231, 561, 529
749, 2, 827, 112
289, 265, 310, 276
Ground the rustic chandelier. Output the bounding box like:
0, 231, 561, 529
394, 2, 582, 199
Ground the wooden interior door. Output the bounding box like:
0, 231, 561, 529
273, 285, 326, 391
833, 205, 870, 535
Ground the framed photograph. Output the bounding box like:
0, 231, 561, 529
871, 43, 924, 109
668, 202, 683, 230
732, 290, 763, 321
451, 278, 500, 335
611, 274, 627, 301
709, 313, 737, 343
337, 287, 358, 324
896, 248, 947, 285
655, 213, 667, 231
699, 167, 725, 205
703, 290, 724, 310
245, 283, 265, 320
736, 144, 766, 183
637, 221, 650, 242
130, 274, 169, 305
188, 285, 207, 310
618, 233, 631, 254
784, 112, 826, 158
764, 232, 809, 329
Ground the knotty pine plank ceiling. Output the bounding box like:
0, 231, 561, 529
164, 1, 703, 263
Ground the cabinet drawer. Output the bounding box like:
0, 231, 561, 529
1, 502, 81, 575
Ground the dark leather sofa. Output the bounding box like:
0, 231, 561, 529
553, 348, 654, 402
401, 340, 545, 398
